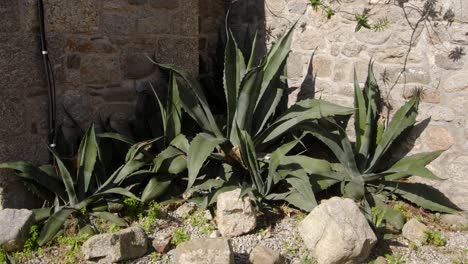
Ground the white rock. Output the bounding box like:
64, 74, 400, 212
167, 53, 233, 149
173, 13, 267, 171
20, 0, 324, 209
0, 209, 35, 252
216, 189, 256, 237
82, 226, 147, 263
249, 245, 285, 264
298, 197, 377, 264
174, 203, 197, 218
402, 218, 427, 245
440, 214, 468, 227
173, 238, 234, 264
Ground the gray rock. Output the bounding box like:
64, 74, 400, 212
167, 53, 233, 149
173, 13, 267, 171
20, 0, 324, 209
82, 226, 148, 263
0, 209, 35, 252
174, 203, 197, 218
173, 238, 234, 264
249, 245, 285, 264
298, 197, 377, 264
216, 189, 256, 237
402, 218, 427, 245
440, 214, 468, 227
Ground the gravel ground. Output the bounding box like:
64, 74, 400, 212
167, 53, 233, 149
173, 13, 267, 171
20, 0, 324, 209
15, 204, 468, 264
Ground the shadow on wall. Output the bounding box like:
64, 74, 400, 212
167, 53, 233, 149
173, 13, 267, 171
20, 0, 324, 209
199, 0, 267, 114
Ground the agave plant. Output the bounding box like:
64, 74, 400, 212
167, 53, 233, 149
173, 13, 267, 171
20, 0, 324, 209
150, 23, 353, 211
302, 62, 460, 216
0, 126, 151, 245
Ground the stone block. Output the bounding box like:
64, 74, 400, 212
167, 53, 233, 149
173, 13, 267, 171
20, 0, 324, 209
443, 72, 468, 92
137, 13, 173, 34
173, 238, 234, 264
82, 226, 148, 262
44, 0, 99, 33
299, 197, 377, 264
149, 0, 180, 9
0, 209, 35, 252
65, 36, 116, 53
402, 219, 427, 245
80, 55, 121, 84
216, 189, 256, 237
102, 12, 136, 34
0, 2, 20, 33
421, 126, 454, 151
435, 53, 464, 70
122, 51, 155, 79
0, 34, 44, 91
157, 36, 198, 74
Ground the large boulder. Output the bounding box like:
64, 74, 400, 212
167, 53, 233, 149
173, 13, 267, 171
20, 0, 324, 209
402, 218, 427, 245
82, 226, 148, 263
0, 209, 35, 252
216, 188, 256, 237
173, 237, 234, 264
298, 197, 377, 264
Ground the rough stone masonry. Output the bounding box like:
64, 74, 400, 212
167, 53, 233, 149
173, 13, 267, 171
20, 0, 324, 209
0, 0, 199, 209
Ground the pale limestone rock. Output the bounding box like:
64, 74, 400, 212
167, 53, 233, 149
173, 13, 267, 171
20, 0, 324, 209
402, 219, 427, 245
440, 214, 468, 227
443, 72, 468, 92
422, 126, 454, 151
298, 197, 377, 264
216, 189, 256, 237
249, 245, 285, 264
82, 226, 147, 263
0, 209, 34, 252
173, 238, 234, 264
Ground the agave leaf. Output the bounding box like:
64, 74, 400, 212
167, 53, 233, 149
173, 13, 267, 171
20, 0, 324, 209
357, 62, 381, 171
280, 167, 318, 211
150, 82, 167, 135
91, 212, 127, 227
246, 31, 258, 71
157, 64, 222, 137
255, 22, 296, 110
256, 99, 353, 146
125, 137, 162, 162
141, 176, 172, 202
234, 62, 265, 136
78, 187, 140, 209
50, 149, 78, 206
0, 162, 67, 201
366, 96, 419, 173
224, 29, 246, 136
166, 72, 182, 144
284, 191, 315, 212
186, 133, 225, 191
37, 208, 75, 246
77, 125, 99, 194
354, 69, 366, 151
383, 151, 444, 181
112, 159, 147, 185
153, 146, 186, 173
169, 134, 190, 154
238, 129, 265, 195
301, 119, 359, 176
97, 132, 135, 145
252, 62, 287, 135
268, 138, 302, 185
32, 207, 53, 222
384, 182, 460, 213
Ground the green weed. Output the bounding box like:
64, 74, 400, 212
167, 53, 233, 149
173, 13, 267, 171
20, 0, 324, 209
172, 228, 190, 246
57, 233, 91, 264
422, 230, 447, 246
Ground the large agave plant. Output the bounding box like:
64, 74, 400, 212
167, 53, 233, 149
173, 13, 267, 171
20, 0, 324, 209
0, 126, 150, 245
303, 62, 460, 215
151, 24, 353, 211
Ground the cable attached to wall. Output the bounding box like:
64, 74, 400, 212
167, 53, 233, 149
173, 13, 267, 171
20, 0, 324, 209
37, 0, 57, 154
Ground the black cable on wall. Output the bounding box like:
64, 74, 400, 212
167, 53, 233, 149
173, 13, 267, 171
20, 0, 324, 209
37, 0, 57, 154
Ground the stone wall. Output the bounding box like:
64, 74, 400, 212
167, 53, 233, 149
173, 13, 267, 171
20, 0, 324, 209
240, 0, 467, 210
0, 0, 199, 209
